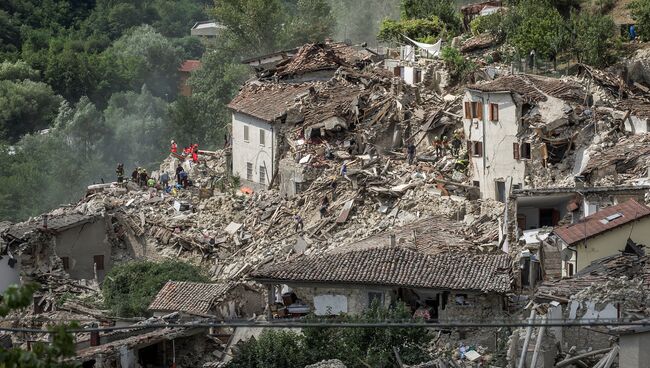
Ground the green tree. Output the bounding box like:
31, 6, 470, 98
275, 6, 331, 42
0, 284, 79, 368
400, 0, 461, 33
378, 18, 445, 43
286, 0, 336, 44
105, 25, 183, 100
506, 0, 567, 58
569, 12, 617, 67
0, 79, 62, 141
227, 330, 307, 368
55, 97, 107, 160
0, 60, 40, 81
102, 259, 209, 317
441, 46, 476, 83
630, 0, 650, 41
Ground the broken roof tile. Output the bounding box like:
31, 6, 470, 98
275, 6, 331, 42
228, 82, 313, 122
275, 43, 350, 77
148, 281, 232, 316
553, 199, 650, 246
467, 74, 585, 103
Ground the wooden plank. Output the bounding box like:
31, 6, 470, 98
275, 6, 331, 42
336, 199, 354, 224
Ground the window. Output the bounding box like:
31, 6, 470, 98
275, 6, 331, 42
496, 181, 506, 203
471, 141, 483, 157
471, 101, 483, 119
259, 129, 265, 146
93, 255, 104, 271
259, 165, 266, 184
393, 66, 401, 77
61, 257, 70, 272
521, 142, 531, 159
464, 102, 472, 119
513, 142, 520, 160
246, 162, 253, 181
567, 263, 575, 277
489, 103, 499, 121
415, 70, 422, 83
368, 292, 384, 308
472, 181, 480, 187
455, 294, 469, 305
243, 125, 249, 142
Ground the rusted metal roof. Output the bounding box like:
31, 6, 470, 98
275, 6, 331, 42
252, 247, 512, 293
553, 199, 650, 246
148, 281, 232, 316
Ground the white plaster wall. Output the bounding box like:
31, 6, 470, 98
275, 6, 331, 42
0, 257, 20, 293
314, 294, 348, 315
620, 331, 650, 368
463, 91, 525, 200
231, 112, 275, 186
625, 115, 650, 134
568, 300, 617, 321
518, 207, 540, 230
291, 285, 392, 315
403, 66, 415, 86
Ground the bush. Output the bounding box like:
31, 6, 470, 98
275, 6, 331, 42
378, 17, 445, 43
441, 47, 476, 83
226, 330, 307, 368
630, 0, 650, 41
102, 260, 209, 317
470, 12, 505, 37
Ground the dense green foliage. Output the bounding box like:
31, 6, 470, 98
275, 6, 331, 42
227, 303, 433, 368
0, 284, 79, 367
378, 0, 460, 43
506, 0, 567, 58
570, 11, 617, 67
441, 47, 476, 83
630, 0, 650, 41
470, 12, 505, 37
102, 260, 209, 317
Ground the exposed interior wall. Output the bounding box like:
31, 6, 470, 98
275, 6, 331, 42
463, 91, 525, 201
231, 112, 275, 189
0, 256, 20, 293
55, 218, 111, 281
625, 115, 650, 134
574, 216, 650, 271
290, 284, 392, 316
620, 331, 650, 368
438, 292, 504, 321
215, 286, 266, 319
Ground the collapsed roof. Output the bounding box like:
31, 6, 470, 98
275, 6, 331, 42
148, 281, 234, 316
227, 82, 312, 122
467, 74, 585, 104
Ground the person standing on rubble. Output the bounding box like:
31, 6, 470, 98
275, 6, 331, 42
176, 164, 184, 184
139, 168, 149, 188
116, 163, 124, 183
451, 134, 462, 156
170, 140, 177, 154
131, 167, 139, 184
179, 170, 189, 188
294, 214, 304, 232
433, 136, 442, 157
442, 136, 449, 156
329, 177, 338, 201
191, 143, 199, 163
319, 196, 329, 219
160, 171, 170, 188
407, 140, 416, 165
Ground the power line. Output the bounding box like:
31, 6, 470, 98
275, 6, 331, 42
2, 319, 650, 334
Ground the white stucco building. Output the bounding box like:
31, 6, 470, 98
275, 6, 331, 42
228, 83, 312, 189
463, 74, 585, 201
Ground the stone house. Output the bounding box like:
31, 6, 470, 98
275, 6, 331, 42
148, 281, 264, 319
252, 246, 512, 321
1, 213, 113, 283
550, 199, 650, 276
462, 74, 585, 202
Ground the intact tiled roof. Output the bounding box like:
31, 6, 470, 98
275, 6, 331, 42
275, 43, 349, 77
553, 199, 650, 246
228, 82, 313, 122
467, 74, 585, 103
252, 247, 512, 293
148, 281, 232, 316
179, 60, 201, 73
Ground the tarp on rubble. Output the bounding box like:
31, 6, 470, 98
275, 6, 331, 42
402, 35, 442, 58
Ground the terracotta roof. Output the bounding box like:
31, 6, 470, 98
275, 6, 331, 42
467, 74, 585, 103
537, 253, 649, 300
179, 60, 201, 73
252, 247, 512, 293
228, 82, 313, 122
148, 281, 232, 316
275, 43, 349, 77
553, 199, 650, 246
301, 80, 364, 127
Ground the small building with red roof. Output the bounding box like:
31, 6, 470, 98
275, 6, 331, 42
178, 60, 202, 97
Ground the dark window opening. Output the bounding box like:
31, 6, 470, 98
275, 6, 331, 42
496, 181, 506, 203
539, 208, 560, 227
489, 103, 499, 121
567, 263, 575, 276
521, 142, 531, 159
61, 257, 70, 272
368, 292, 383, 308
93, 255, 104, 271
471, 141, 483, 157
455, 294, 469, 305
472, 181, 480, 187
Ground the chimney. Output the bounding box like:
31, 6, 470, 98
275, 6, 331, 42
389, 234, 396, 247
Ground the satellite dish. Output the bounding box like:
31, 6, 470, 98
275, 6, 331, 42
561, 248, 574, 262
